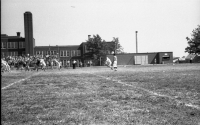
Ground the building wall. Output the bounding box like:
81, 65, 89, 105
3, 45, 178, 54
107, 54, 135, 65
158, 52, 173, 64
106, 52, 173, 65
1, 35, 26, 57
34, 45, 84, 66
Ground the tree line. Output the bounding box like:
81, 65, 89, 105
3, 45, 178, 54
83, 34, 124, 65
185, 25, 200, 55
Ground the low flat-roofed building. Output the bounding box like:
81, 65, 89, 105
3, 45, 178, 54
106, 52, 173, 65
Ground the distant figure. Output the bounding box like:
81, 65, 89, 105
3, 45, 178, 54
67, 60, 70, 68
60, 61, 62, 69
79, 61, 82, 68
154, 58, 157, 65
105, 57, 112, 68
90, 60, 93, 66
73, 60, 76, 69
112, 54, 117, 71
53, 59, 61, 70
190, 58, 192, 63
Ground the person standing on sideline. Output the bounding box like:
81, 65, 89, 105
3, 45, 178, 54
80, 61, 82, 68
154, 58, 157, 65
73, 60, 76, 69
112, 53, 117, 71
67, 60, 70, 68
190, 58, 192, 63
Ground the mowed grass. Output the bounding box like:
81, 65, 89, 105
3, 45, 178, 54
1, 64, 200, 125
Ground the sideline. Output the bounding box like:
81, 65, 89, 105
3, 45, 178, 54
1, 72, 40, 90
89, 73, 200, 110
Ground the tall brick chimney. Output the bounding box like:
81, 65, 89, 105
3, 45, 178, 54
17, 32, 20, 37
24, 11, 34, 55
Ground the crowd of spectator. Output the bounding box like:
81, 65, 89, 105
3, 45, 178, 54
1, 54, 59, 69
1, 54, 90, 70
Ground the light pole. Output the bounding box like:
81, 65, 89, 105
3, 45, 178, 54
136, 31, 138, 53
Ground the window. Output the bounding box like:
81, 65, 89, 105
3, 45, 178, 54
71, 50, 73, 57
85, 45, 88, 53
54, 51, 57, 55
67, 51, 70, 57
11, 42, 17, 49
162, 56, 170, 61
50, 50, 57, 55
60, 50, 64, 57
60, 50, 67, 57
4, 42, 7, 49
77, 50, 81, 56
64, 51, 66, 57
61, 60, 66, 66
11, 42, 14, 48
36, 51, 43, 55
1, 42, 6, 49
9, 51, 18, 56
15, 42, 18, 49
14, 51, 18, 56
1, 42, 4, 49
7, 52, 10, 56
51, 51, 54, 55
46, 51, 50, 55
19, 42, 25, 48
7, 42, 11, 49
36, 51, 40, 55
73, 50, 76, 57
19, 42, 21, 48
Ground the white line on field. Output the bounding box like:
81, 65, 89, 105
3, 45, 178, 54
89, 73, 200, 110
1, 72, 40, 90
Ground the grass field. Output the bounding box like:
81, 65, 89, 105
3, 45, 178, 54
1, 64, 200, 125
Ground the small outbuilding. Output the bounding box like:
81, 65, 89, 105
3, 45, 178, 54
106, 52, 173, 65
185, 54, 200, 63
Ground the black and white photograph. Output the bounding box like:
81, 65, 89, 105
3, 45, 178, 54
1, 0, 200, 124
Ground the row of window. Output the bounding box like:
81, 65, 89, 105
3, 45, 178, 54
35, 50, 81, 57
1, 42, 25, 49
60, 50, 81, 57
1, 51, 24, 57
60, 59, 82, 66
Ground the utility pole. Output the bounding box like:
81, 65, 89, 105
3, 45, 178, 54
100, 57, 101, 66
113, 37, 116, 54
136, 31, 138, 53
113, 37, 118, 54
57, 45, 60, 60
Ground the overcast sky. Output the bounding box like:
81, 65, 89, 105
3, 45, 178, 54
2, 0, 200, 57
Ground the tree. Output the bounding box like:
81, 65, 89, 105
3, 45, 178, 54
113, 37, 124, 54
84, 34, 107, 61
185, 25, 200, 55
106, 37, 124, 54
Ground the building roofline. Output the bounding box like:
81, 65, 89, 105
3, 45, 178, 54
107, 52, 173, 55
35, 45, 80, 48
